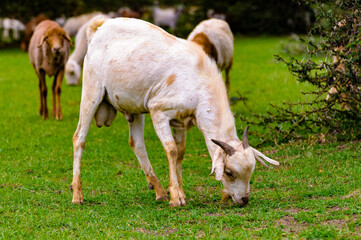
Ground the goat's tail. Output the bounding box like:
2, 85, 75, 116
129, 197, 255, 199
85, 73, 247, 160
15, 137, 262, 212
86, 16, 108, 44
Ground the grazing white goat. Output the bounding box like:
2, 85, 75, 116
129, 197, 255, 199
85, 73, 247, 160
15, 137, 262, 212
65, 14, 109, 85
63, 12, 102, 37
29, 20, 71, 120
153, 5, 183, 32
187, 19, 234, 93
1, 18, 25, 41
71, 17, 279, 207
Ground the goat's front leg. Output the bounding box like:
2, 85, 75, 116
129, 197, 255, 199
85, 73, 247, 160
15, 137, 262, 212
128, 114, 168, 201
150, 110, 185, 207
52, 70, 64, 120
72, 80, 105, 205
173, 127, 187, 202
37, 70, 48, 119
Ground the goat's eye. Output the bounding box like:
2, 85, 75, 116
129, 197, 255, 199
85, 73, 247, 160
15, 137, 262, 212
225, 169, 233, 177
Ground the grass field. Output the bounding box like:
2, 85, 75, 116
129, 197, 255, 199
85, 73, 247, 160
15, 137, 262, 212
0, 37, 360, 239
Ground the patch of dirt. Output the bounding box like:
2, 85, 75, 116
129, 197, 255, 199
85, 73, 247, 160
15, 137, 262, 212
326, 206, 342, 212
275, 216, 309, 234
322, 219, 347, 228
343, 189, 361, 199
195, 230, 204, 238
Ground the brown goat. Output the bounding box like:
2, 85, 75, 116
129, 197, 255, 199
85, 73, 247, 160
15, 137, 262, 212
21, 14, 49, 52
28, 20, 71, 120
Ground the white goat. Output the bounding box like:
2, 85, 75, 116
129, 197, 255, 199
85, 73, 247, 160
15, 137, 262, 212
65, 14, 109, 85
207, 9, 226, 21
71, 17, 279, 207
187, 19, 234, 93
153, 6, 183, 32
63, 12, 102, 37
1, 18, 25, 40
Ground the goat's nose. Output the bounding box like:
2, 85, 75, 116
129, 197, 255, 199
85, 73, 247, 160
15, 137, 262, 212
53, 47, 60, 53
241, 197, 249, 204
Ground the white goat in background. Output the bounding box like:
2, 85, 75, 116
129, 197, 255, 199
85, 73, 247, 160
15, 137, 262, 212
1, 18, 25, 41
153, 5, 183, 32
65, 14, 109, 85
188, 18, 234, 93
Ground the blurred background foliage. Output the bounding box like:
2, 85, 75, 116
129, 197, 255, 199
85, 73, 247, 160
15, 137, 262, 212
0, 0, 314, 37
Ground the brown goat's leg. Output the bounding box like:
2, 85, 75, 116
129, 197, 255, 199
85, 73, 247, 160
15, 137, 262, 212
128, 114, 168, 201
72, 80, 105, 205
54, 70, 64, 120
173, 127, 187, 202
225, 58, 233, 95
37, 70, 48, 119
150, 110, 185, 207
51, 74, 57, 118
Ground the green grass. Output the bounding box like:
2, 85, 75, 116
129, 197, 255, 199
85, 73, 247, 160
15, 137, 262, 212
0, 37, 360, 239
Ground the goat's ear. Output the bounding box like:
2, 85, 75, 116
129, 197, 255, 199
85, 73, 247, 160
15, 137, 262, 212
37, 35, 48, 48
63, 33, 73, 46
209, 148, 225, 181
252, 147, 279, 167
209, 42, 218, 63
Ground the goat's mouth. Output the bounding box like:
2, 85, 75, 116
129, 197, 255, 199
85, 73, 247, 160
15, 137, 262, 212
233, 197, 249, 206
222, 190, 249, 206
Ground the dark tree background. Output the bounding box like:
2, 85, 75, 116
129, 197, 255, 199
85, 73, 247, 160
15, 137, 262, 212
0, 0, 313, 36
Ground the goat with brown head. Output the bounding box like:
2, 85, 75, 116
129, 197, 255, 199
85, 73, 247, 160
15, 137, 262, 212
29, 20, 71, 120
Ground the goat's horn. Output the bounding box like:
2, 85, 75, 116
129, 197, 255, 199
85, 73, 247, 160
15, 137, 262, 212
242, 126, 250, 149
211, 139, 236, 156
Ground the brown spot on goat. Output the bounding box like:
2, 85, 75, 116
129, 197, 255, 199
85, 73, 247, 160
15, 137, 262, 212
190, 32, 218, 63
166, 74, 176, 86
146, 175, 169, 200
129, 135, 135, 149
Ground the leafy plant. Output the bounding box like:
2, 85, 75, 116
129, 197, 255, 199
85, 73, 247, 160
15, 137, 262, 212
241, 0, 361, 144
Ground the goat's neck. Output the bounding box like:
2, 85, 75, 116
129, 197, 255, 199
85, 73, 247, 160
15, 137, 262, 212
196, 96, 239, 158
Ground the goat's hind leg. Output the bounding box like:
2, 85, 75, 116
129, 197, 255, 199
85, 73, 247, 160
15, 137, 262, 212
72, 84, 105, 204
128, 114, 168, 201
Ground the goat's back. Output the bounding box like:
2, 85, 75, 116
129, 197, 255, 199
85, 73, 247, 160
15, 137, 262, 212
85, 17, 224, 114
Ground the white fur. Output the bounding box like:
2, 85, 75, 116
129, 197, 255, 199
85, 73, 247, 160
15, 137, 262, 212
63, 12, 102, 37
153, 6, 182, 31
188, 18, 233, 71
65, 14, 108, 85
1, 18, 25, 40
71, 17, 278, 207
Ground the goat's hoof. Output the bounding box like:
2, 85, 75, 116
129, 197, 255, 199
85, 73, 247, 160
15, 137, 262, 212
69, 185, 73, 190
72, 199, 84, 205
156, 195, 169, 201
148, 183, 154, 190
169, 199, 186, 207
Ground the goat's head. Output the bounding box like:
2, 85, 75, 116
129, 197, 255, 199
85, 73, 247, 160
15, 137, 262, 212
210, 126, 279, 206
65, 60, 81, 85
38, 27, 71, 56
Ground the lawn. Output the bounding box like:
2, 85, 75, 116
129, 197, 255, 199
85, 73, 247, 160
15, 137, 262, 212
0, 36, 360, 239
